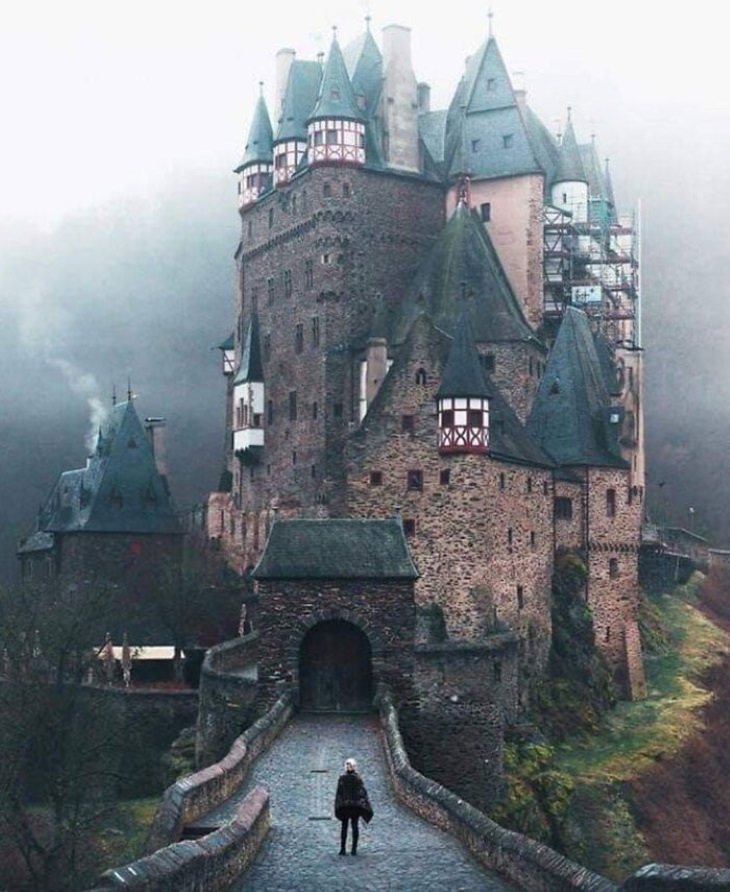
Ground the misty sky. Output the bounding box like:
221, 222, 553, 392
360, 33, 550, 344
2, 0, 729, 579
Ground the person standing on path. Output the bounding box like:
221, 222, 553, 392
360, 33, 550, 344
334, 757, 373, 856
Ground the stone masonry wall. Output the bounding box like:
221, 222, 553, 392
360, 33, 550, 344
253, 578, 416, 709
346, 319, 554, 700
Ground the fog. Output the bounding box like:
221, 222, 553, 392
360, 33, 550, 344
1, 0, 728, 582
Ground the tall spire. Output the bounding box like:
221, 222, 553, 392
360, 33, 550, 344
308, 32, 364, 122
552, 109, 587, 185
235, 90, 274, 172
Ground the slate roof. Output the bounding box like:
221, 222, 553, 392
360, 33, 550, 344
308, 36, 365, 123
580, 140, 607, 200
38, 401, 181, 535
218, 332, 234, 351
233, 313, 264, 385
445, 37, 540, 181
252, 518, 419, 579
235, 94, 274, 172
526, 307, 627, 468
391, 202, 535, 345
604, 158, 618, 224
17, 531, 55, 554
593, 330, 623, 397
344, 26, 382, 114
436, 310, 492, 399
552, 118, 587, 185
524, 106, 560, 194
275, 60, 322, 143
418, 110, 448, 168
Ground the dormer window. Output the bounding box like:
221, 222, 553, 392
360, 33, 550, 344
487, 78, 496, 91
330, 88, 340, 100
503, 134, 514, 149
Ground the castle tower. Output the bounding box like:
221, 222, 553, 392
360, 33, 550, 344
235, 89, 274, 208
550, 111, 589, 224
273, 58, 321, 187
307, 33, 366, 168
436, 310, 491, 454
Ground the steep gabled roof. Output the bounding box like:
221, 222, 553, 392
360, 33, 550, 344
275, 60, 322, 143
252, 518, 419, 579
593, 330, 623, 397
308, 36, 365, 123
344, 26, 383, 114
552, 118, 587, 185
235, 94, 274, 172
39, 401, 180, 535
392, 202, 535, 344
233, 313, 264, 385
524, 106, 560, 194
445, 37, 540, 181
436, 309, 492, 399
526, 307, 626, 467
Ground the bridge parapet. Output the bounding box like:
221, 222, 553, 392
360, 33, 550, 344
146, 690, 293, 851
376, 684, 617, 892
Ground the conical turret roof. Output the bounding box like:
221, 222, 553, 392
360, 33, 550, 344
604, 158, 619, 224
235, 93, 274, 172
344, 24, 383, 113
392, 202, 535, 344
436, 309, 492, 399
275, 60, 322, 143
308, 35, 365, 123
527, 307, 626, 467
552, 116, 587, 185
234, 313, 264, 385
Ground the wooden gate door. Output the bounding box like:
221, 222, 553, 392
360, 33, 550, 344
299, 620, 373, 712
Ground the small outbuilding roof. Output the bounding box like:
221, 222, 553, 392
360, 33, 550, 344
252, 518, 419, 580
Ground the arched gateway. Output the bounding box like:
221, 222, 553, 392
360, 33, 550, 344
299, 619, 373, 712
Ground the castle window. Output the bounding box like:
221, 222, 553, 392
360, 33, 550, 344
493, 660, 502, 682
311, 316, 320, 347
292, 450, 297, 465
468, 409, 483, 427
416, 367, 427, 386
268, 208, 274, 228
343, 182, 351, 197
507, 528, 513, 546
529, 357, 534, 376
487, 77, 496, 91
543, 480, 549, 495
503, 134, 514, 149
333, 402, 343, 418
267, 277, 275, 304
312, 401, 318, 420
407, 470, 423, 491
440, 469, 451, 486
267, 400, 273, 425
292, 195, 297, 215
480, 202, 491, 222
263, 333, 271, 361
323, 181, 332, 196
314, 131, 324, 146
311, 464, 316, 479
609, 558, 619, 578
482, 353, 495, 373
370, 471, 383, 486
275, 151, 286, 169
284, 269, 292, 297
517, 585, 524, 609
247, 220, 252, 238
531, 531, 536, 547
471, 139, 481, 153
627, 486, 633, 506
527, 477, 533, 493
554, 496, 572, 520
606, 488, 616, 517
289, 391, 297, 421
321, 253, 331, 264
549, 379, 560, 395
305, 259, 314, 289
441, 409, 454, 428
402, 414, 415, 433
605, 626, 611, 642
251, 287, 259, 309
499, 472, 506, 491
403, 519, 416, 537
295, 323, 304, 353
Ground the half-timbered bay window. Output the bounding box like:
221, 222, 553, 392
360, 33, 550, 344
308, 119, 366, 166
437, 396, 489, 454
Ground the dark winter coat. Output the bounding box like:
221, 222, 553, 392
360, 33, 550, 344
334, 770, 373, 823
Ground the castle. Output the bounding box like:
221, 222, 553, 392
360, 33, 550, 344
200, 19, 645, 800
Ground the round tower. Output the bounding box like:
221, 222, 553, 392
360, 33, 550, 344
306, 31, 366, 168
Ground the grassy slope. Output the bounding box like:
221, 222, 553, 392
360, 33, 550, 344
553, 575, 730, 877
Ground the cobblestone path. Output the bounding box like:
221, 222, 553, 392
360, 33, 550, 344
204, 713, 518, 891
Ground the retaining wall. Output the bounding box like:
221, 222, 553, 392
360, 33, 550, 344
90, 785, 269, 891
147, 690, 293, 851
376, 685, 617, 892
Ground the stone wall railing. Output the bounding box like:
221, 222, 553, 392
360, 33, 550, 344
90, 785, 269, 891
376, 685, 617, 892
620, 864, 730, 891
147, 690, 293, 851
196, 632, 261, 766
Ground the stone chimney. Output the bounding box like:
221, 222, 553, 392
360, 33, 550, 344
276, 48, 296, 119
381, 24, 419, 172
366, 338, 388, 405
145, 417, 168, 489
